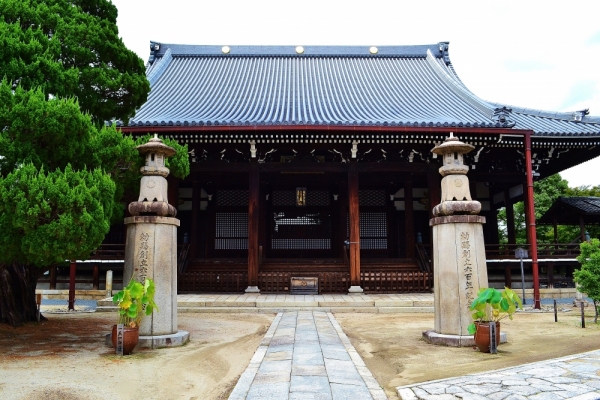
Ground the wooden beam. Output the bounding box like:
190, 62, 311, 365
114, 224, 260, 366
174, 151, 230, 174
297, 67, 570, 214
348, 164, 361, 288
190, 161, 430, 174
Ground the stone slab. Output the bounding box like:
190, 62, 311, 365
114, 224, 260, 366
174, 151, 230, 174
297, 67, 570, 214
374, 300, 413, 307
378, 307, 434, 313
319, 301, 375, 307
256, 301, 319, 308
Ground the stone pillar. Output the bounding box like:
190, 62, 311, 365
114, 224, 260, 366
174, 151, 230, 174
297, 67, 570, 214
124, 216, 179, 336
423, 133, 500, 347
122, 134, 189, 348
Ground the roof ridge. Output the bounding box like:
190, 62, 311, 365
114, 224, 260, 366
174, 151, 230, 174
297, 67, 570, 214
147, 48, 172, 87
425, 50, 496, 120
151, 42, 445, 58
488, 103, 600, 124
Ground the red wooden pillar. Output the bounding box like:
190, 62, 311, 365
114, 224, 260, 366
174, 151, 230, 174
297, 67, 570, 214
247, 162, 260, 292
404, 180, 415, 258
338, 181, 349, 258
49, 266, 57, 290
190, 181, 200, 259
580, 216, 586, 243
427, 167, 441, 258
92, 264, 99, 290
505, 190, 516, 246
68, 260, 76, 310
167, 175, 179, 210
348, 163, 363, 293
524, 132, 540, 309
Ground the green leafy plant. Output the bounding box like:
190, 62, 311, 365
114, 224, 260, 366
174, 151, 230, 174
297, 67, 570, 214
467, 287, 523, 334
575, 238, 600, 323
112, 278, 158, 327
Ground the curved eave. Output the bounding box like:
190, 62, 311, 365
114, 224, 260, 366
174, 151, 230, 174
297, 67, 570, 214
119, 124, 531, 136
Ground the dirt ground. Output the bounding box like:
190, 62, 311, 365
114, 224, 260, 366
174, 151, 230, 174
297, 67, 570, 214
0, 309, 599, 400
336, 309, 600, 400
0, 313, 274, 400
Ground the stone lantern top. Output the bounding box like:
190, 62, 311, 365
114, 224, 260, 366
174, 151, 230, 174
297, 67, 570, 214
431, 133, 480, 217
431, 132, 475, 177
137, 134, 177, 157
137, 134, 176, 178
128, 134, 177, 217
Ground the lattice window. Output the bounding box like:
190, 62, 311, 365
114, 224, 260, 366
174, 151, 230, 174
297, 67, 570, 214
361, 239, 388, 250
272, 239, 331, 250
346, 212, 387, 250
306, 190, 330, 206
271, 210, 331, 250
215, 212, 248, 249
215, 239, 248, 250
216, 190, 248, 206
359, 190, 386, 206
360, 213, 387, 237
272, 190, 296, 206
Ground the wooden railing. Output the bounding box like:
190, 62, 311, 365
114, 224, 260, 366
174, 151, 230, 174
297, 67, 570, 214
485, 243, 581, 259
361, 271, 432, 293
39, 264, 123, 290
178, 270, 248, 293
90, 244, 125, 260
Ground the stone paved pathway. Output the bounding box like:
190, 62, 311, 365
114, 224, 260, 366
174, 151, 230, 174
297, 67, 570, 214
228, 311, 387, 400
397, 349, 600, 400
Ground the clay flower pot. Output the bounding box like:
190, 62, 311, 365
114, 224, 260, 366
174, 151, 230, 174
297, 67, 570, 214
473, 321, 500, 353
112, 325, 140, 355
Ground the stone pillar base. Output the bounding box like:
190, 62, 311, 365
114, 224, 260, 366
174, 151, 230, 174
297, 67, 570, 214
245, 286, 260, 293
348, 286, 364, 295
422, 330, 507, 347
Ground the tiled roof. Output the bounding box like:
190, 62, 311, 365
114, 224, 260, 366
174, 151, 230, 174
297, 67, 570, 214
124, 42, 600, 137
539, 197, 600, 225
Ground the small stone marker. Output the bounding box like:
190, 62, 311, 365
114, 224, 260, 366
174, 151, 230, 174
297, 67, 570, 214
489, 322, 497, 354
116, 324, 124, 355
515, 248, 528, 305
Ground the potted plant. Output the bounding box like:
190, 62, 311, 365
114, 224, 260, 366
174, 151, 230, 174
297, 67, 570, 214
467, 287, 522, 353
111, 278, 158, 355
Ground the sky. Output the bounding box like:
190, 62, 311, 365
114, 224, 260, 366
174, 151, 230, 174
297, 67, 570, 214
110, 0, 600, 187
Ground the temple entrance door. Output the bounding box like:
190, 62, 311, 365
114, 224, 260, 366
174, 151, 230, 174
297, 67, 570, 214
267, 188, 336, 258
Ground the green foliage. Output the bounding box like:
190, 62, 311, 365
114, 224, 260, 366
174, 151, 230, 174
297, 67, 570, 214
0, 163, 115, 265
0, 0, 149, 124
467, 287, 523, 334
575, 239, 600, 309
113, 278, 158, 327
497, 174, 572, 244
